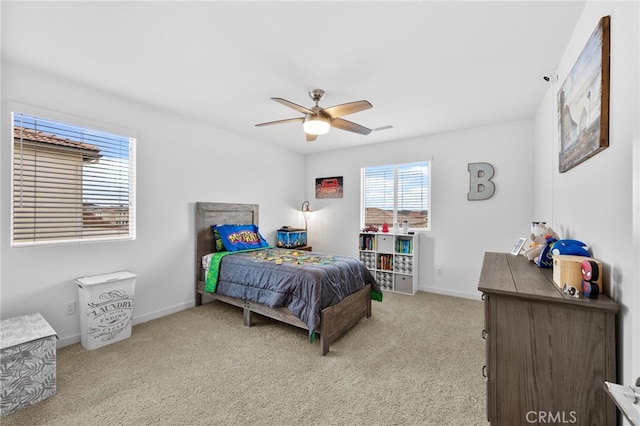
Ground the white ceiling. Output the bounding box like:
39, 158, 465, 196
1, 1, 585, 155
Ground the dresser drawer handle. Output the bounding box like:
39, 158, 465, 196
482, 365, 488, 378
482, 329, 488, 340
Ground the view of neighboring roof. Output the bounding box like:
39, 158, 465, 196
13, 126, 101, 158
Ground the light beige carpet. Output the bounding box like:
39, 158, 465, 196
3, 291, 489, 426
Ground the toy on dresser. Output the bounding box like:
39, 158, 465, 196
524, 223, 559, 267
524, 223, 591, 268
581, 259, 600, 299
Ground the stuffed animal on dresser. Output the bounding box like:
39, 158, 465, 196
524, 224, 559, 267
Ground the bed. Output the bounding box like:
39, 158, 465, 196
194, 202, 381, 355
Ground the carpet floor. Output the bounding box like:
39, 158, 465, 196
2, 291, 489, 426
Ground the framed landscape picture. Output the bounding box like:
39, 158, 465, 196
557, 15, 610, 173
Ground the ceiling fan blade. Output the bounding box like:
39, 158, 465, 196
306, 133, 318, 142
322, 100, 372, 119
331, 118, 372, 135
255, 117, 304, 127
271, 98, 315, 115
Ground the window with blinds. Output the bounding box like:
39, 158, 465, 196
11, 112, 136, 246
361, 161, 430, 230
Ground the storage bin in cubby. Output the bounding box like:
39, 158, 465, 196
359, 252, 375, 270
395, 274, 414, 295
376, 271, 394, 291
394, 255, 413, 274
377, 234, 394, 253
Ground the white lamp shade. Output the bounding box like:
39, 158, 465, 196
303, 115, 330, 135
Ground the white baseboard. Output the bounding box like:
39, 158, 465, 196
131, 301, 194, 326
418, 285, 483, 301
56, 301, 194, 349
56, 334, 81, 348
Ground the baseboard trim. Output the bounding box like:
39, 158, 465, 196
56, 301, 194, 349
56, 334, 81, 348
418, 286, 483, 301
131, 301, 194, 326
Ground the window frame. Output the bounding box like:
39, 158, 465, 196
10, 107, 137, 247
360, 160, 431, 231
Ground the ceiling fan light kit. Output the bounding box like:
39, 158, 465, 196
255, 88, 374, 141
303, 114, 331, 135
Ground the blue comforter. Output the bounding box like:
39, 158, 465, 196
207, 248, 381, 336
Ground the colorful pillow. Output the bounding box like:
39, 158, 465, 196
210, 226, 226, 252
214, 224, 269, 252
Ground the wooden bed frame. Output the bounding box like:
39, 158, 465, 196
194, 202, 372, 355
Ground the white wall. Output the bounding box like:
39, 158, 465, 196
533, 0, 639, 394
0, 62, 305, 347
305, 119, 534, 299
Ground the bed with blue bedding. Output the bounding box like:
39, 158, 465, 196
195, 202, 381, 355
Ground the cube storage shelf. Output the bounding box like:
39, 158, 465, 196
358, 232, 419, 295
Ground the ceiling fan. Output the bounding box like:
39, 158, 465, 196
255, 89, 373, 142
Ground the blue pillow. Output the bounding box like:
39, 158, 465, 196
214, 224, 269, 251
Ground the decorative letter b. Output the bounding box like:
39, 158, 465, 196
468, 162, 495, 201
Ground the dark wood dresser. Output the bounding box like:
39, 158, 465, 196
478, 252, 619, 425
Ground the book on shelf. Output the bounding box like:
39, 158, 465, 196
378, 254, 394, 270
359, 234, 376, 251
396, 238, 413, 254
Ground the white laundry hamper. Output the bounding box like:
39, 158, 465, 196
75, 271, 137, 350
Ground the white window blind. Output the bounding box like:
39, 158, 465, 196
11, 112, 136, 246
362, 161, 430, 230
